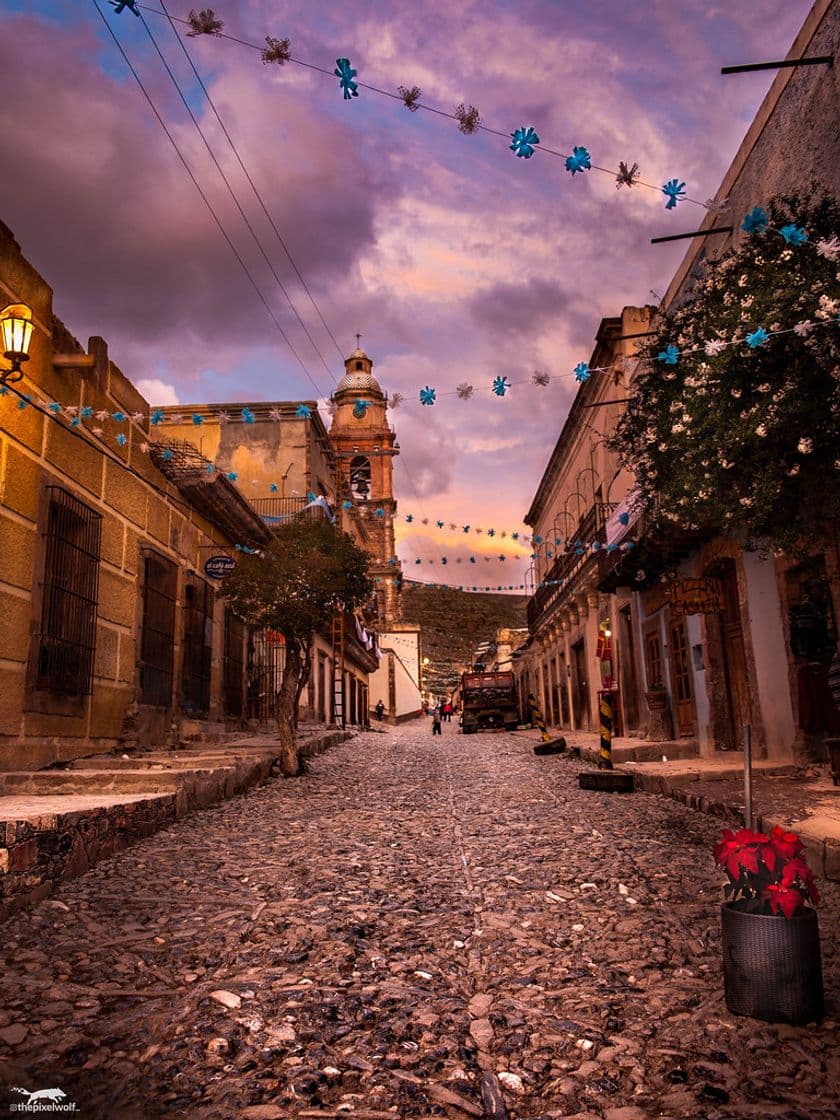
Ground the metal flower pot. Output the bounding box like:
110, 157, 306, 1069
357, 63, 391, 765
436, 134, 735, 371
721, 903, 824, 1024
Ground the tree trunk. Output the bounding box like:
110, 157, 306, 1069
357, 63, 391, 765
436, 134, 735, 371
275, 638, 304, 776
293, 644, 312, 731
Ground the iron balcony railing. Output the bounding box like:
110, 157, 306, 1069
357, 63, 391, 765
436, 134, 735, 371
526, 502, 616, 633
251, 497, 332, 525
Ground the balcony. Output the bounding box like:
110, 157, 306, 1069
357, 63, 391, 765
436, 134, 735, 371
526, 502, 615, 633
251, 497, 332, 526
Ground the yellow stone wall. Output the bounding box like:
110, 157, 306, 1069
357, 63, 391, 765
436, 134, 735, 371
0, 225, 241, 770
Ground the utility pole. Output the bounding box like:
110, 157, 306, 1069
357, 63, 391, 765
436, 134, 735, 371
466, 605, 474, 673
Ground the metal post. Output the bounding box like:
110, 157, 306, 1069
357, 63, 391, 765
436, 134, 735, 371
599, 693, 613, 770
743, 722, 753, 830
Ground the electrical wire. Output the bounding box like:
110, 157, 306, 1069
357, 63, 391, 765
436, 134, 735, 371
157, 0, 346, 365
137, 4, 709, 208
91, 0, 327, 398
149, 2, 340, 381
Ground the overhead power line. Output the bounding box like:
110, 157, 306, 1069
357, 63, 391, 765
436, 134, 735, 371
91, 0, 327, 398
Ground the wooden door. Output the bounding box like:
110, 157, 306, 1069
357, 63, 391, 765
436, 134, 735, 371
668, 618, 695, 737
619, 606, 639, 732
572, 640, 589, 729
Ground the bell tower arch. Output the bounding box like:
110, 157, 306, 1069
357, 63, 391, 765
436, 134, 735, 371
329, 346, 403, 624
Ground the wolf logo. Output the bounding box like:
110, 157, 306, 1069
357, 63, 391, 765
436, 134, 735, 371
10, 1087, 67, 1105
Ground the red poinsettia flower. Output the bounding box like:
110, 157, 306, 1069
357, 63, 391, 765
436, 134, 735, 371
713, 828, 769, 881
769, 825, 804, 862
782, 858, 821, 905
763, 881, 805, 918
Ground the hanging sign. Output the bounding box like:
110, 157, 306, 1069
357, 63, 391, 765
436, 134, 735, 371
668, 577, 723, 617
204, 554, 237, 580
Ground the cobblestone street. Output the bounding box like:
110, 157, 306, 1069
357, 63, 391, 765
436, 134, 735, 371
1, 724, 837, 1120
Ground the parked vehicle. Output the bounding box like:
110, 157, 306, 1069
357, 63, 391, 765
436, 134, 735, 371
460, 671, 519, 733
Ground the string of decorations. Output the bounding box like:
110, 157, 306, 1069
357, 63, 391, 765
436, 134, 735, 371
109, 2, 715, 212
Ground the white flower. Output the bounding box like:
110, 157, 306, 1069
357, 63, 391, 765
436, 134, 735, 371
741, 295, 755, 308
739, 497, 753, 506
794, 320, 815, 336
797, 438, 813, 454
816, 295, 840, 320
705, 339, 726, 356
787, 464, 801, 476
738, 274, 749, 288
780, 249, 793, 261
756, 383, 771, 393
731, 388, 742, 398
835, 460, 840, 470
671, 423, 685, 434
755, 424, 767, 437
816, 236, 840, 261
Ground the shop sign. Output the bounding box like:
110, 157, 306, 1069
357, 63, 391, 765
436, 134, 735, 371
668, 577, 723, 617
204, 554, 237, 580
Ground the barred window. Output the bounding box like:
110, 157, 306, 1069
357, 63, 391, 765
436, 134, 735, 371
139, 550, 177, 707
182, 574, 213, 715
36, 487, 102, 696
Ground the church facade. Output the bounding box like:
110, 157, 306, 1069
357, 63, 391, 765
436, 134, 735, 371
329, 348, 422, 721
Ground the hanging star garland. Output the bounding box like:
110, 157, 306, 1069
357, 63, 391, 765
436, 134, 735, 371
510, 125, 540, 158
335, 58, 359, 100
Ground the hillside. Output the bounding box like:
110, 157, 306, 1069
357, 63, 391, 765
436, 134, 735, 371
401, 584, 528, 696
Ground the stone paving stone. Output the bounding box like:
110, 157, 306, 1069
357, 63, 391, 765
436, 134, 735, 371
0, 724, 837, 1119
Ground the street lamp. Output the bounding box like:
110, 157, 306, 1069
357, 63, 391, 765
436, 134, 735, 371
1, 304, 34, 385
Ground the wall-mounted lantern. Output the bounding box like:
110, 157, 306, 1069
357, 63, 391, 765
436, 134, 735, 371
1, 304, 34, 385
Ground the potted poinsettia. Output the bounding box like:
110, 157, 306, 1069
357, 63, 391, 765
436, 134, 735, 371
714, 825, 823, 1024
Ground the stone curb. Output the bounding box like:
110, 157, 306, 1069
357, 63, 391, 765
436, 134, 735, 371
573, 744, 839, 884
0, 728, 353, 919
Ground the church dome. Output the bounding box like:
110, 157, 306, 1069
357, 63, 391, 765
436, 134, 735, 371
335, 347, 383, 395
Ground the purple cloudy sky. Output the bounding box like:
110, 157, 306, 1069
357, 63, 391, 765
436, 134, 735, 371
0, 0, 813, 588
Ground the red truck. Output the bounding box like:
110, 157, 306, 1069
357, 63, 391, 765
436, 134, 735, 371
460, 671, 519, 734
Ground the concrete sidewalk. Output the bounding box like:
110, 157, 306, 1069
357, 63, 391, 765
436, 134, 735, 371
554, 727, 840, 884
0, 724, 351, 917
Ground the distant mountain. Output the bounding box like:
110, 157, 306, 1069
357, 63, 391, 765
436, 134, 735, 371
401, 584, 528, 696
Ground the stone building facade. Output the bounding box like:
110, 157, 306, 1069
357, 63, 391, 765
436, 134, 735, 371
0, 223, 270, 770
517, 308, 653, 741
158, 398, 380, 731
517, 0, 840, 763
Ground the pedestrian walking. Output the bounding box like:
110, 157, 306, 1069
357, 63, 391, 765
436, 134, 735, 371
443, 701, 452, 722
374, 699, 385, 721
431, 707, 442, 735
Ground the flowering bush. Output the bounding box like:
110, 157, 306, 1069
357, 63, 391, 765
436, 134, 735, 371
714, 826, 820, 918
610, 191, 840, 555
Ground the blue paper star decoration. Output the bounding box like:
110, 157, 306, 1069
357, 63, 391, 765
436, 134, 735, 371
662, 179, 686, 209
492, 376, 510, 396
241, 407, 256, 424
352, 400, 370, 419
419, 386, 436, 406
191, 413, 204, 426
151, 409, 165, 425
109, 0, 140, 14
741, 206, 769, 235
574, 362, 590, 382
510, 126, 540, 158
565, 146, 591, 175
779, 224, 808, 245
335, 58, 359, 100
295, 404, 312, 419
658, 344, 680, 365
746, 327, 769, 349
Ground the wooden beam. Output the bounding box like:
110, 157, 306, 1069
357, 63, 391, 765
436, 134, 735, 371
53, 353, 96, 368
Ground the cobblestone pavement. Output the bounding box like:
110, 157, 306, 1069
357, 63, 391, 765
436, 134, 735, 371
1, 724, 837, 1120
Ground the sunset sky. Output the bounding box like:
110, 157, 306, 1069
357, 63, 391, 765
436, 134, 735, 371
0, 0, 814, 589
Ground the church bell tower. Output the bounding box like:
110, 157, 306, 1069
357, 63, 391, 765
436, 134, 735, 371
329, 345, 403, 624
